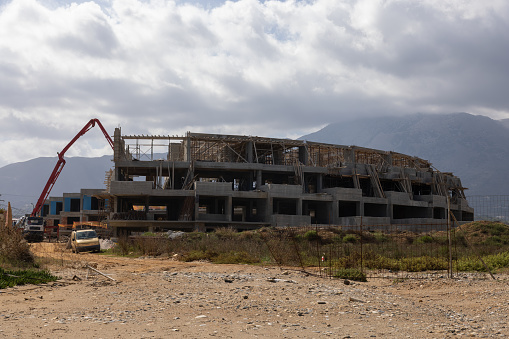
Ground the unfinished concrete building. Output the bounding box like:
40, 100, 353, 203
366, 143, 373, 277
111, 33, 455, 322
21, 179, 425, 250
106, 128, 473, 234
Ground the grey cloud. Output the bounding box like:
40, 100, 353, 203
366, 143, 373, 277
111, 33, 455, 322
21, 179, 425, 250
2, 0, 509, 168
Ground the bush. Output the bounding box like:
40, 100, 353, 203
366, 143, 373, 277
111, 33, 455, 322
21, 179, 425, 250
112, 234, 133, 256
456, 252, 509, 272
483, 236, 503, 247
214, 227, 238, 239
302, 230, 320, 241
213, 251, 258, 264
0, 226, 34, 266
333, 268, 367, 282
373, 232, 388, 243
343, 234, 359, 243
488, 223, 507, 237
400, 256, 448, 272
416, 235, 434, 244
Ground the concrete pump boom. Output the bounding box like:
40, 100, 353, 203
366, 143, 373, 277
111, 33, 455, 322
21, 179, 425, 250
31, 119, 114, 217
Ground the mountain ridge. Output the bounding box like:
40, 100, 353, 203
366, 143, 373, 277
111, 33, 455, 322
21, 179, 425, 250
0, 155, 113, 215
302, 113, 509, 196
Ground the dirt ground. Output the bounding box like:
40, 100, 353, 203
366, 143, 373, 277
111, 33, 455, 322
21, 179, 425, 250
1, 243, 508, 338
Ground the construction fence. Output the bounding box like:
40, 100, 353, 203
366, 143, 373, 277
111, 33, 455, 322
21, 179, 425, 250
262, 221, 502, 280
30, 220, 506, 281
468, 195, 509, 224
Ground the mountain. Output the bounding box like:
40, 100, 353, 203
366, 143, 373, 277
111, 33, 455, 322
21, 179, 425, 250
0, 155, 113, 216
500, 118, 509, 130
301, 113, 509, 197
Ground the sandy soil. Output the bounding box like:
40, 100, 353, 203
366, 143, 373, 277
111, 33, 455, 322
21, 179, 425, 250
0, 243, 508, 338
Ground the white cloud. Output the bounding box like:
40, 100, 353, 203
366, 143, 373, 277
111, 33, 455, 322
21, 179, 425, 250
1, 0, 509, 167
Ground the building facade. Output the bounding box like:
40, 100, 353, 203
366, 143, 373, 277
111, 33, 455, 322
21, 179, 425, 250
106, 128, 473, 234
44, 189, 106, 227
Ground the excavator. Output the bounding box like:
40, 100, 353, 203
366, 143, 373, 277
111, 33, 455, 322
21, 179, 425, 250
21, 119, 114, 241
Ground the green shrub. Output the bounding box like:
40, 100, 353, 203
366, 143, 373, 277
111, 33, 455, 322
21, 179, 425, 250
332, 235, 343, 243
482, 236, 503, 247
416, 235, 434, 244
373, 232, 388, 243
333, 268, 367, 282
489, 224, 507, 237
364, 254, 400, 271
213, 251, 258, 264
343, 234, 359, 243
456, 252, 509, 272
141, 232, 157, 237
183, 250, 217, 262
363, 255, 448, 272
0, 268, 58, 289
400, 256, 448, 272
303, 230, 320, 241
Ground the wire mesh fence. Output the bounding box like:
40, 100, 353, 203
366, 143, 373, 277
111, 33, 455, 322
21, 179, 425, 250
262, 221, 500, 280
468, 195, 509, 224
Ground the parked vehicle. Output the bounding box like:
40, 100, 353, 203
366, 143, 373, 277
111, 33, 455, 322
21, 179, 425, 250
16, 216, 44, 242
70, 229, 101, 253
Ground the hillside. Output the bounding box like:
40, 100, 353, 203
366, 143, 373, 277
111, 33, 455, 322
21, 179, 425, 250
0, 155, 113, 216
302, 113, 509, 196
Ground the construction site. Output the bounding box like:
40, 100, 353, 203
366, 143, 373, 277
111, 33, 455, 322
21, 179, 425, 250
5, 120, 509, 339
40, 124, 473, 236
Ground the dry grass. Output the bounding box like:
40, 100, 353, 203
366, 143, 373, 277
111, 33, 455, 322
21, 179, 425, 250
0, 226, 34, 268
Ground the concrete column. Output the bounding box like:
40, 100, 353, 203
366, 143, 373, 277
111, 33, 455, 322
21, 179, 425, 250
246, 141, 253, 163
113, 197, 118, 213
113, 127, 121, 163
316, 174, 323, 193
326, 202, 333, 225
297, 198, 303, 215
194, 194, 200, 221
145, 197, 150, 220
332, 200, 339, 224
226, 196, 232, 221
256, 170, 262, 188
114, 167, 121, 182
265, 197, 273, 222
247, 172, 254, 191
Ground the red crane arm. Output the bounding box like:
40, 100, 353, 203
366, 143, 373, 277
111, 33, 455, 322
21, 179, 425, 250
31, 119, 114, 216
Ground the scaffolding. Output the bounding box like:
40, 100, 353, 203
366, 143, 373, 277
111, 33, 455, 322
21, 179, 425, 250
119, 132, 436, 172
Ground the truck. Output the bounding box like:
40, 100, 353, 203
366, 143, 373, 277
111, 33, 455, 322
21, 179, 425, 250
16, 216, 44, 242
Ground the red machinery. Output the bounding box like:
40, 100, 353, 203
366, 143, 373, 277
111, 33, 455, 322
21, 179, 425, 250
31, 118, 114, 217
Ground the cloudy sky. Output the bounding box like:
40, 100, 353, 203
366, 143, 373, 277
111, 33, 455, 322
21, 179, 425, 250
1, 0, 509, 168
